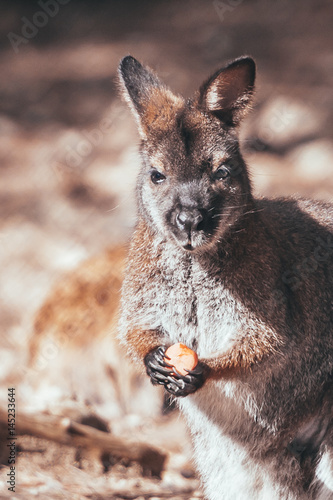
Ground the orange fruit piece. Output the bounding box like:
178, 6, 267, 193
164, 343, 198, 376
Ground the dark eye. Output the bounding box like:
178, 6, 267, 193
213, 166, 230, 181
150, 170, 166, 184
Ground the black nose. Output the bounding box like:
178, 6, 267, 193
176, 209, 204, 233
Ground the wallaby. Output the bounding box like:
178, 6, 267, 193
118, 55, 333, 499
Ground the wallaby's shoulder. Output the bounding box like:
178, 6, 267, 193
253, 196, 333, 295
296, 197, 333, 230
255, 196, 333, 254
256, 196, 333, 230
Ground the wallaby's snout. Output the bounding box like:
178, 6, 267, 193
167, 180, 215, 250
173, 206, 209, 250
175, 208, 204, 233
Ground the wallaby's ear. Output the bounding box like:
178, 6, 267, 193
199, 56, 256, 126
118, 56, 162, 117
118, 55, 183, 137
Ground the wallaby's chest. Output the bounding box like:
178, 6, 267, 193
154, 248, 242, 356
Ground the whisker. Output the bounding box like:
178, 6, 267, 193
242, 208, 264, 216
106, 204, 121, 213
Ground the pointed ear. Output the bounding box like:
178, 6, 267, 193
199, 57, 256, 126
118, 56, 162, 116
118, 55, 183, 137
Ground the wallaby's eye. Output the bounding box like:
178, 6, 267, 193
213, 166, 230, 181
150, 170, 166, 185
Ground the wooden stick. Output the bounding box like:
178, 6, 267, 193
0, 408, 166, 477
109, 490, 202, 499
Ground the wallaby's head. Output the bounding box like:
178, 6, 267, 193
118, 56, 255, 252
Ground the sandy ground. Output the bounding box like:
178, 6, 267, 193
0, 0, 333, 498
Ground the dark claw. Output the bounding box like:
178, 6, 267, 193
147, 362, 174, 378
147, 367, 171, 385
153, 346, 172, 367
165, 367, 205, 397
166, 375, 185, 388
166, 380, 197, 397
150, 371, 169, 384
169, 362, 205, 397
144, 346, 173, 385
185, 364, 204, 376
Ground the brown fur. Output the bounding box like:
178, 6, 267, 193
202, 322, 283, 378
30, 245, 126, 362
143, 89, 183, 133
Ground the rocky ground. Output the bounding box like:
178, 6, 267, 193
0, 0, 333, 498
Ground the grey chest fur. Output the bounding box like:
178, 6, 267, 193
154, 244, 242, 357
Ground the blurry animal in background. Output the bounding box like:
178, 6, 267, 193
118, 55, 333, 499
27, 245, 164, 421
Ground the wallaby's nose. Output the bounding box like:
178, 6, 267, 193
176, 209, 204, 233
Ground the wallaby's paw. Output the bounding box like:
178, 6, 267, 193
144, 346, 205, 396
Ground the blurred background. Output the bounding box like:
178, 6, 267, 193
0, 0, 332, 498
